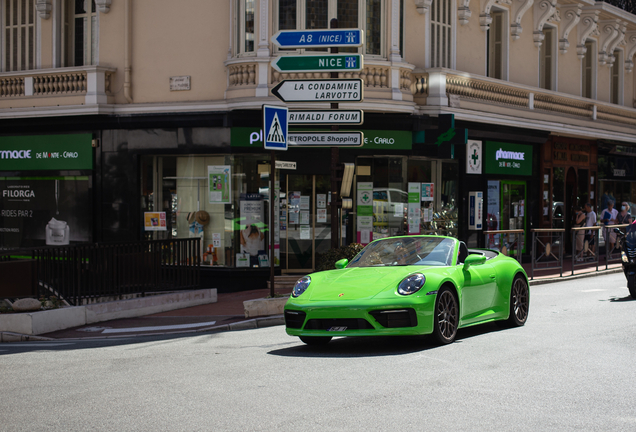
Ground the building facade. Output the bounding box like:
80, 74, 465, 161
1, 0, 636, 289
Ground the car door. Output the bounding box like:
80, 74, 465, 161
460, 259, 498, 325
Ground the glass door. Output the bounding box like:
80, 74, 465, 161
501, 181, 527, 253
282, 174, 331, 273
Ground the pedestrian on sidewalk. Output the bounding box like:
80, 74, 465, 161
617, 202, 632, 225
584, 202, 597, 257
574, 206, 586, 259
601, 200, 618, 252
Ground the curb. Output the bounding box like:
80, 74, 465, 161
0, 315, 286, 342
0, 332, 56, 342
528, 267, 622, 286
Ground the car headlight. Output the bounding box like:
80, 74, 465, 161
397, 273, 426, 295
292, 276, 311, 297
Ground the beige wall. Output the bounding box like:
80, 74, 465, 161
402, 3, 426, 68
509, 13, 538, 87
456, 19, 485, 76
558, 43, 582, 97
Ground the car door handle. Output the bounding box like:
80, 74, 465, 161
489, 274, 496, 279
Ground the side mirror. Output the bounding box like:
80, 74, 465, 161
464, 254, 487, 268
335, 258, 349, 269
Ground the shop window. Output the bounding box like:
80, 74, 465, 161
140, 154, 279, 269
235, 0, 255, 56
430, 0, 452, 68
581, 40, 595, 99
275, 0, 385, 57
3, 0, 36, 71
539, 26, 556, 91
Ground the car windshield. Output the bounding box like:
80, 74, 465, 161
347, 237, 456, 267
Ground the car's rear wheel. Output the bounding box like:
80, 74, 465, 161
299, 336, 332, 346
433, 287, 458, 344
507, 275, 529, 326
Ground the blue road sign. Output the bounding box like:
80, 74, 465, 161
271, 29, 363, 49
263, 105, 288, 151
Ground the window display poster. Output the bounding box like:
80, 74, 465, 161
300, 211, 310, 224
487, 180, 501, 245
317, 194, 326, 209
357, 216, 373, 245
0, 177, 91, 248
300, 225, 311, 239
421, 183, 434, 201
317, 208, 327, 223
408, 183, 421, 234
144, 212, 167, 231
239, 193, 265, 266
208, 165, 231, 204
300, 195, 310, 210
273, 181, 280, 266
357, 182, 373, 216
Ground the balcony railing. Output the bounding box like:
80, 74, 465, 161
0, 65, 115, 105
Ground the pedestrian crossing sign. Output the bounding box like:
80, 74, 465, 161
263, 105, 288, 150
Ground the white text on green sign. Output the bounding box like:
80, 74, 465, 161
271, 54, 363, 73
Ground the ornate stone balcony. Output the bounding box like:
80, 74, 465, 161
0, 65, 116, 108
225, 57, 415, 105
419, 68, 636, 139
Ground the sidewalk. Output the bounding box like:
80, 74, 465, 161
17, 260, 624, 341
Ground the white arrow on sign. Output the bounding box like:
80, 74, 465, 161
275, 160, 296, 170
271, 79, 363, 103
288, 110, 364, 125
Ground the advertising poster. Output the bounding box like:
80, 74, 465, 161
208, 165, 231, 204
144, 212, 167, 231
317, 208, 327, 223
0, 177, 91, 249
239, 193, 265, 266
273, 181, 280, 266
408, 182, 421, 235
357, 182, 373, 245
421, 183, 434, 201
317, 194, 326, 209
487, 180, 501, 245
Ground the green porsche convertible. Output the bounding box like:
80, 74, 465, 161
284, 235, 529, 345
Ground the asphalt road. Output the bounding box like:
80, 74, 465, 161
1, 273, 635, 431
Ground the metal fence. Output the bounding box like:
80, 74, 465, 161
484, 229, 524, 262
531, 228, 565, 279
570, 226, 601, 275
1, 238, 200, 305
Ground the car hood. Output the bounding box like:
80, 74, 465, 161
306, 266, 432, 301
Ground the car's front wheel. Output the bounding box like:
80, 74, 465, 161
299, 336, 332, 346
433, 287, 458, 344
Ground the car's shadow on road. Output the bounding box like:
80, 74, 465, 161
608, 295, 635, 302
268, 322, 507, 358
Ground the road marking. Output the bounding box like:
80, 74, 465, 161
101, 321, 217, 334
581, 289, 606, 292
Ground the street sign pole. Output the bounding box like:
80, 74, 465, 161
270, 149, 276, 297
330, 18, 339, 250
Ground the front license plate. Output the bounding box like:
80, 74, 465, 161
327, 326, 347, 332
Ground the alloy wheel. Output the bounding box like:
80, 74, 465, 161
436, 290, 458, 342
511, 278, 529, 323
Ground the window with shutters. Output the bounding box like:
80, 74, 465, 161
273, 0, 385, 57
3, 0, 36, 71
62, 0, 97, 66
235, 0, 256, 56
487, 10, 506, 80
539, 27, 556, 91
581, 41, 595, 99
430, 0, 452, 68
610, 49, 622, 105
